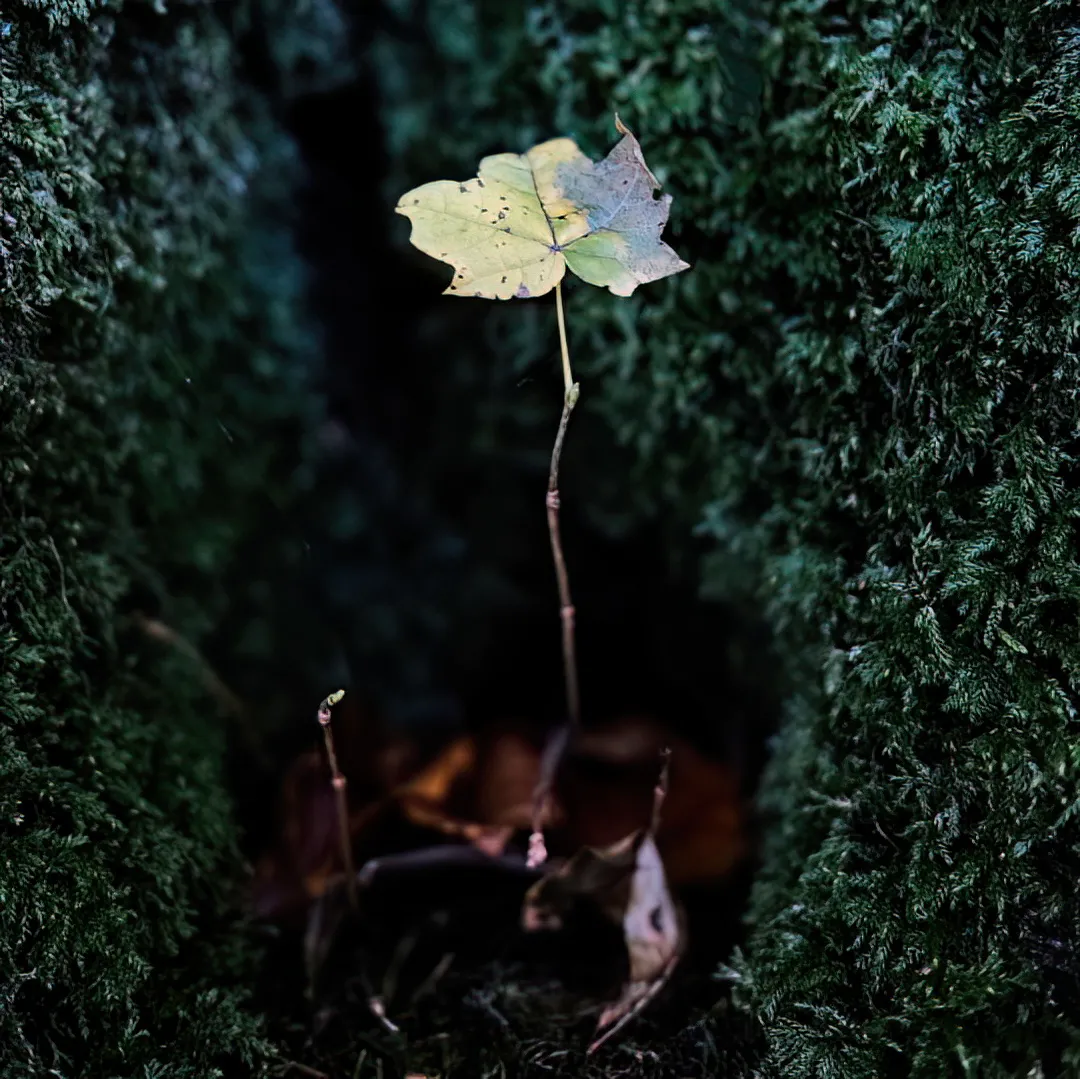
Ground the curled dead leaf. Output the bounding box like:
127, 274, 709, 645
522, 749, 686, 1049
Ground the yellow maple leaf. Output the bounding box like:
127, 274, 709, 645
395, 116, 690, 300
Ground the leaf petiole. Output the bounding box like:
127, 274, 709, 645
555, 279, 574, 394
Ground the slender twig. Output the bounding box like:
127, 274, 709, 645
650, 746, 672, 835
276, 1061, 329, 1079
550, 281, 580, 729
552, 280, 578, 734
135, 612, 246, 716
411, 951, 455, 1003
528, 280, 582, 868
317, 689, 358, 910
587, 953, 680, 1055
548, 397, 581, 727
133, 611, 270, 771
367, 994, 400, 1035
527, 723, 570, 867
380, 924, 421, 1009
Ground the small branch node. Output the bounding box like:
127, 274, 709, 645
526, 828, 548, 869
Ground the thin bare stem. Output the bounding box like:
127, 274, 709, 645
547, 386, 581, 731
650, 746, 672, 835
276, 1060, 329, 1079
528, 281, 581, 868
587, 953, 680, 1055
316, 689, 358, 910
366, 994, 400, 1035
134, 611, 270, 771
527, 723, 570, 867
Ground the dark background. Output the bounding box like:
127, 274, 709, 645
222, 2, 781, 856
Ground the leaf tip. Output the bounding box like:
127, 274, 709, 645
394, 191, 423, 216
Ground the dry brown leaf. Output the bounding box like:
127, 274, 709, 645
563, 717, 745, 885
590, 833, 683, 1051
395, 735, 476, 805
522, 748, 685, 1051
394, 734, 523, 857
474, 728, 552, 830
253, 727, 538, 918
258, 712, 747, 1048
520, 826, 684, 1045
255, 714, 744, 931
619, 832, 680, 986
521, 829, 638, 931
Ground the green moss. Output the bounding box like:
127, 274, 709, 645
376, 0, 1080, 1074
0, 1, 342, 1073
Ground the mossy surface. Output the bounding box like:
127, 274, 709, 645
0, 1, 344, 1072
373, 0, 1080, 1074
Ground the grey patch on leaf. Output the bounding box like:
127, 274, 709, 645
552, 125, 690, 292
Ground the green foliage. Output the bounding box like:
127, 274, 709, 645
376, 0, 1080, 1074
0, 1, 342, 1073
